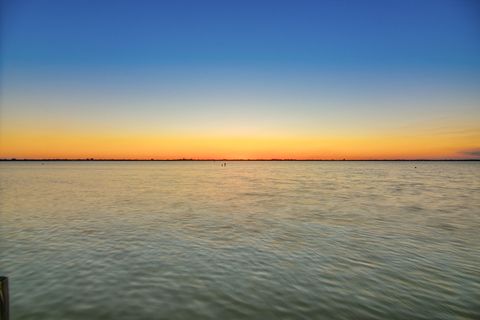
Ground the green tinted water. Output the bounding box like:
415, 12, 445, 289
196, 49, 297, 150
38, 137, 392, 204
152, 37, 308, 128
1, 161, 479, 319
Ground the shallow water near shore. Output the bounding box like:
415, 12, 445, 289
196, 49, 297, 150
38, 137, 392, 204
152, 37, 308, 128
1, 161, 479, 319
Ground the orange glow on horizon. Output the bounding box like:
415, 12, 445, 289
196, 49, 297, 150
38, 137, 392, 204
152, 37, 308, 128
1, 127, 479, 160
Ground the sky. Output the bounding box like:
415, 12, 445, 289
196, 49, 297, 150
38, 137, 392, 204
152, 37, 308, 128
1, 0, 479, 159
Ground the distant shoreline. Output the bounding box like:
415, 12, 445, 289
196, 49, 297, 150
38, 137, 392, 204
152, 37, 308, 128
1, 159, 479, 162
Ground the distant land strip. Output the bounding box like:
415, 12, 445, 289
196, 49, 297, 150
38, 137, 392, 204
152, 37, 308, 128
1, 158, 479, 161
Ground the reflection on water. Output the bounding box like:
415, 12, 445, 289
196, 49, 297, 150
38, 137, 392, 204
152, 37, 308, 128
1, 161, 479, 319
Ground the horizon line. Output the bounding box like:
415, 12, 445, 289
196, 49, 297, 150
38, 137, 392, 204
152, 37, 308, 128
1, 158, 479, 162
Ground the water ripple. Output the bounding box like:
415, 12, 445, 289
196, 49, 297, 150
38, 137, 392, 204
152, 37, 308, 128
1, 161, 479, 319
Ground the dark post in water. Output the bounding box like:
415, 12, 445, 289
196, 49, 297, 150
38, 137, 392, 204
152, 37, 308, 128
0, 277, 8, 320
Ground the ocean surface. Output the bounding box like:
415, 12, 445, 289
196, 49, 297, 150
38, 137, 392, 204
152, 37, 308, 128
0, 161, 479, 319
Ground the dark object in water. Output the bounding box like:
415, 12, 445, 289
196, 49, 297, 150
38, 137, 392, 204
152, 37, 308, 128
0, 277, 9, 320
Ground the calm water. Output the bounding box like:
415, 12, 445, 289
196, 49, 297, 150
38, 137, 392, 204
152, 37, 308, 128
1, 161, 479, 319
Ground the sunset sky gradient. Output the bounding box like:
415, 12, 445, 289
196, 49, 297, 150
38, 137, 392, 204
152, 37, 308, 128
1, 0, 479, 159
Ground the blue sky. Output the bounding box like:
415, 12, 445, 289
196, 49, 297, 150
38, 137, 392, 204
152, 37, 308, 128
1, 0, 480, 159
3, 0, 480, 70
